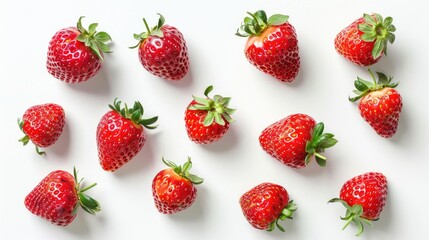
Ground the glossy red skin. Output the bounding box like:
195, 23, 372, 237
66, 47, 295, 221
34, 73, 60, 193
184, 100, 230, 144
359, 88, 402, 138
335, 17, 381, 66
239, 183, 289, 230
259, 113, 315, 168
22, 103, 65, 147
152, 168, 197, 214
25, 170, 77, 226
96, 111, 145, 172
245, 22, 300, 82
46, 27, 102, 83
138, 25, 189, 80
339, 172, 388, 220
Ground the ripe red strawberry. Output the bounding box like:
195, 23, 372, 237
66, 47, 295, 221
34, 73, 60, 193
329, 172, 388, 236
349, 69, 402, 138
239, 182, 297, 232
18, 103, 65, 155
96, 98, 158, 172
152, 157, 203, 214
236, 10, 300, 82
130, 14, 189, 80
184, 85, 235, 144
46, 16, 112, 83
335, 13, 396, 66
25, 168, 100, 226
259, 113, 337, 168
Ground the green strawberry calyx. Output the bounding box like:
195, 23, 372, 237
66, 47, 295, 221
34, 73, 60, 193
17, 118, 45, 155
328, 198, 374, 237
268, 200, 297, 232
109, 98, 158, 129
188, 85, 236, 127
349, 69, 398, 102
236, 10, 289, 37
76, 16, 112, 61
130, 13, 166, 49
73, 167, 101, 215
305, 122, 338, 167
358, 13, 396, 59
162, 157, 204, 185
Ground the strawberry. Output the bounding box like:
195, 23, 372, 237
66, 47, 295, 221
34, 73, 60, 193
349, 69, 402, 138
335, 13, 396, 66
259, 113, 337, 168
96, 98, 158, 172
236, 10, 300, 82
46, 16, 112, 83
329, 172, 388, 236
130, 14, 189, 80
239, 182, 297, 232
184, 85, 235, 144
24, 168, 100, 226
152, 157, 203, 214
18, 103, 65, 155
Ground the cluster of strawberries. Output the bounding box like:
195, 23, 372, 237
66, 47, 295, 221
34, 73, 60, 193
19, 11, 401, 237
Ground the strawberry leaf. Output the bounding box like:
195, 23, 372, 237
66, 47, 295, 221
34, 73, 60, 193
88, 23, 98, 34
203, 112, 215, 126
267, 14, 289, 26
359, 13, 396, 59
74, 167, 101, 215
269, 200, 297, 232
189, 85, 235, 126
95, 32, 113, 42
75, 16, 112, 60
305, 122, 337, 166
151, 29, 164, 38
236, 10, 288, 37
349, 69, 399, 102
372, 38, 384, 60
315, 155, 327, 167
109, 98, 158, 129
328, 198, 373, 236
130, 13, 166, 48
163, 157, 203, 184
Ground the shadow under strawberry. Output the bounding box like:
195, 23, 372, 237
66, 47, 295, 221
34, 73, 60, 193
49, 121, 71, 158
199, 125, 239, 153
168, 185, 207, 222
65, 67, 112, 96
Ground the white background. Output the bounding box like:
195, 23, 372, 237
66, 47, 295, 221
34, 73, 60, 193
1, 0, 427, 239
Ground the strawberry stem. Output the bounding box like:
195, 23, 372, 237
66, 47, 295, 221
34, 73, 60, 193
80, 183, 98, 193
143, 18, 151, 34
35, 146, 46, 156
